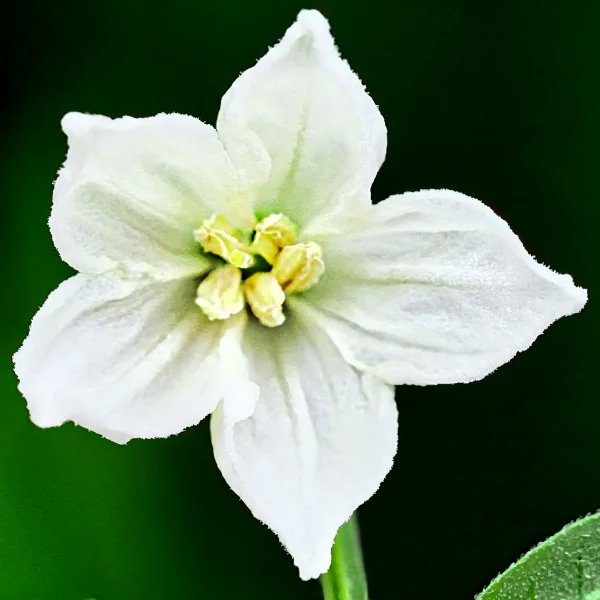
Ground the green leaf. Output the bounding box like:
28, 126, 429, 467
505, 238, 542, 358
478, 513, 600, 600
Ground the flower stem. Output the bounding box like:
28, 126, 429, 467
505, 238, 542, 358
319, 513, 369, 600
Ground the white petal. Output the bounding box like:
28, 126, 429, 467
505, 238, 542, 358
52, 112, 253, 281
216, 10, 386, 234
210, 315, 397, 580
299, 189, 587, 385
13, 273, 242, 443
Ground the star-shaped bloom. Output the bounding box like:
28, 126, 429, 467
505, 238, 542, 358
14, 9, 586, 580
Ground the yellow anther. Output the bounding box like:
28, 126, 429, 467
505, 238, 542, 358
195, 264, 245, 321
229, 249, 253, 269
194, 214, 254, 268
244, 272, 286, 327
250, 213, 297, 264
272, 242, 325, 293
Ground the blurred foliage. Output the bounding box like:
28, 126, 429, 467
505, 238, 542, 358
1, 0, 598, 599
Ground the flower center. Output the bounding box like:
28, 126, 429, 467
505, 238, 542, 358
192, 213, 324, 327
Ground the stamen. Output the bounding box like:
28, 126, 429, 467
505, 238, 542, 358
192, 212, 324, 327
194, 214, 254, 268
272, 242, 325, 293
250, 213, 297, 264
195, 264, 245, 321
244, 272, 286, 327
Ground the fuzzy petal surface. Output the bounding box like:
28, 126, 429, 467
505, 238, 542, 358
52, 112, 252, 281
217, 10, 386, 234
13, 274, 243, 443
298, 189, 587, 385
210, 315, 397, 579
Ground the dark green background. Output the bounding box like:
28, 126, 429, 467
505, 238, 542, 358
1, 1, 597, 599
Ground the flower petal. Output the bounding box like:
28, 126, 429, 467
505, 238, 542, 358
299, 189, 587, 385
216, 10, 386, 234
52, 112, 253, 281
13, 273, 241, 443
210, 315, 397, 580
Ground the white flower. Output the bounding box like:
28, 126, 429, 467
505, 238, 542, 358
14, 9, 586, 580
